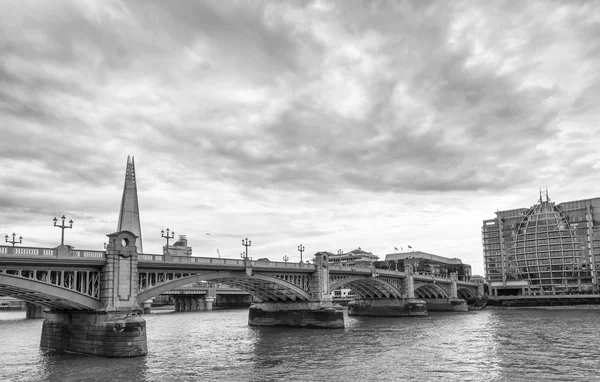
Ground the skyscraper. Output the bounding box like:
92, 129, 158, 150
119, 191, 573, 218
116, 156, 143, 253
482, 191, 600, 296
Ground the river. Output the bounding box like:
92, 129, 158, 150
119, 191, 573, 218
1, 307, 599, 381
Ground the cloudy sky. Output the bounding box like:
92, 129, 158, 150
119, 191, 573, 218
2, 0, 600, 275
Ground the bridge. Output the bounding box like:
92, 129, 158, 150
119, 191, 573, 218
0, 157, 483, 357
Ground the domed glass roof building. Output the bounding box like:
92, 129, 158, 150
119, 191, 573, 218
482, 191, 599, 296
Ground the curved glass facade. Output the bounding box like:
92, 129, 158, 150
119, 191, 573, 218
511, 200, 581, 285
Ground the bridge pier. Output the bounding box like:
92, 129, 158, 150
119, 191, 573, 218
248, 252, 344, 328
423, 298, 468, 312
248, 301, 344, 327
40, 231, 147, 357
41, 311, 146, 357
25, 303, 45, 319
348, 298, 427, 316
142, 299, 153, 314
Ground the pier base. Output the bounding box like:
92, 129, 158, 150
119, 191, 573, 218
40, 311, 147, 357
248, 302, 344, 328
25, 303, 45, 319
348, 298, 427, 317
424, 298, 468, 312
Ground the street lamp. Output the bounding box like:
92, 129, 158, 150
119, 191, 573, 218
161, 228, 175, 255
242, 238, 251, 258
298, 244, 305, 263
337, 249, 343, 255
53, 215, 73, 246
5, 233, 22, 247
283, 255, 289, 263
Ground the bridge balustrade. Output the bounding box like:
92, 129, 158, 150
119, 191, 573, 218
0, 245, 107, 258
138, 254, 306, 268
0, 246, 56, 257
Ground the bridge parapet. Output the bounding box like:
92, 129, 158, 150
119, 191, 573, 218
138, 253, 310, 269
0, 245, 105, 259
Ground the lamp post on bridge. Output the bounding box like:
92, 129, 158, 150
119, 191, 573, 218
298, 244, 305, 263
5, 233, 23, 247
242, 238, 251, 258
53, 215, 73, 246
283, 255, 289, 263
161, 228, 175, 255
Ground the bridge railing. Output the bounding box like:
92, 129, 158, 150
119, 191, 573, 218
0, 246, 56, 256
0, 245, 106, 259
138, 254, 309, 268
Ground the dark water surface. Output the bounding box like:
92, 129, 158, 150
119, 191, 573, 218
1, 307, 599, 381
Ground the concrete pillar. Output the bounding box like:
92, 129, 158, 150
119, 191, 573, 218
142, 299, 153, 314
449, 272, 458, 299
190, 297, 198, 311
205, 297, 215, 311
197, 297, 206, 310
26, 303, 45, 319
404, 265, 415, 298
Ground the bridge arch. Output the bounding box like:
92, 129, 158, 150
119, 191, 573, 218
457, 287, 477, 299
0, 274, 103, 310
137, 271, 312, 304
329, 276, 403, 299
414, 284, 449, 299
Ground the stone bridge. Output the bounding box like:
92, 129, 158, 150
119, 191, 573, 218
0, 236, 482, 357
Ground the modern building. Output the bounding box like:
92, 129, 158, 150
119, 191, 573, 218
377, 251, 472, 281
482, 191, 600, 296
328, 248, 379, 267
163, 235, 192, 257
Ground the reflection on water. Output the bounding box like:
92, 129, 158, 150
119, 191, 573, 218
1, 308, 600, 381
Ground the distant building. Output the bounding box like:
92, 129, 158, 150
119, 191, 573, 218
164, 235, 192, 257
482, 191, 600, 296
328, 247, 379, 267
378, 251, 472, 280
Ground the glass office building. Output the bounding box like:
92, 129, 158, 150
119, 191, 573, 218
482, 192, 600, 296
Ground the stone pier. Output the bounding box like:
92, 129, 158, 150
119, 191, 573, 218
25, 303, 45, 319
248, 252, 344, 328
348, 298, 427, 316
424, 298, 468, 312
40, 231, 147, 357
173, 296, 213, 311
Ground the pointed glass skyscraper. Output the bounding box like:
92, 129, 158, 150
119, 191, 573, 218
116, 156, 143, 253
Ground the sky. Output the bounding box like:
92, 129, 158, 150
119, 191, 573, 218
2, 0, 600, 276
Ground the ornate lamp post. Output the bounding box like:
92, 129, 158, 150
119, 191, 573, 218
5, 233, 22, 247
53, 215, 73, 246
283, 255, 289, 263
242, 238, 251, 258
298, 244, 305, 263
337, 249, 343, 255
161, 228, 175, 255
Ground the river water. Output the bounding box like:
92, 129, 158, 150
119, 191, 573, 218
1, 307, 599, 382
